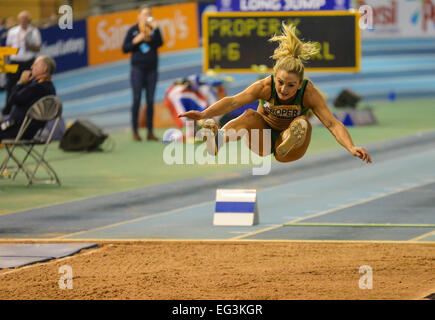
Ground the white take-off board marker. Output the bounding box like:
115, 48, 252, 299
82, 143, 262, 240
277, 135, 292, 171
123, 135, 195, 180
213, 189, 259, 226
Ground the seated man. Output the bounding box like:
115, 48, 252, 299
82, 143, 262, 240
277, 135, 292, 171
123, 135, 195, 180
0, 55, 56, 140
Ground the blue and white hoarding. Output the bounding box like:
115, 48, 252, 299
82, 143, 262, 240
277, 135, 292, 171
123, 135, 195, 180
39, 19, 88, 74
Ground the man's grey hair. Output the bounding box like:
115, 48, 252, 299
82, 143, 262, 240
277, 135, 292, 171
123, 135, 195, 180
41, 56, 56, 75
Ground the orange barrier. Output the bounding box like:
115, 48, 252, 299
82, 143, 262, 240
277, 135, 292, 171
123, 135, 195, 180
138, 103, 177, 129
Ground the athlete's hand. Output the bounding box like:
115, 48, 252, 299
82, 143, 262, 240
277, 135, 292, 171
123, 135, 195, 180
178, 110, 204, 120
350, 146, 372, 163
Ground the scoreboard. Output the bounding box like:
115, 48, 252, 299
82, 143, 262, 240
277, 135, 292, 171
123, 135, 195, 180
203, 11, 361, 73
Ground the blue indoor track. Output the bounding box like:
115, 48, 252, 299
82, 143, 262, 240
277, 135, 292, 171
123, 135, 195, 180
0, 131, 434, 243
0, 38, 434, 243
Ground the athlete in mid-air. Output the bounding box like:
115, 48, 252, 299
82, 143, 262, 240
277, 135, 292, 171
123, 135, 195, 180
178, 23, 372, 164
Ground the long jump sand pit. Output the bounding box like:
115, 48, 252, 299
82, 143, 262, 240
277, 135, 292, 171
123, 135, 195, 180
0, 241, 434, 300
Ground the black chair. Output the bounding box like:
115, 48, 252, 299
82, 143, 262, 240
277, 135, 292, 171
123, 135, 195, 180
0, 95, 63, 186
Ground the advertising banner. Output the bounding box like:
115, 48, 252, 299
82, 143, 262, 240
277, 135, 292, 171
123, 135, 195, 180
354, 0, 435, 38
198, 2, 219, 42
217, 0, 350, 11
39, 19, 88, 73
152, 2, 200, 53
87, 9, 136, 66
87, 2, 200, 66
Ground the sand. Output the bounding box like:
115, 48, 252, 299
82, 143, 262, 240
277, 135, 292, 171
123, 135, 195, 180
0, 241, 434, 300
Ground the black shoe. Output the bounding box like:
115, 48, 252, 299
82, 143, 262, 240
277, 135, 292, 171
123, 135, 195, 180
147, 133, 158, 141
133, 132, 142, 141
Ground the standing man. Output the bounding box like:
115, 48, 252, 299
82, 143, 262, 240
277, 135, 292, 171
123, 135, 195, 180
2, 10, 41, 116
122, 5, 163, 141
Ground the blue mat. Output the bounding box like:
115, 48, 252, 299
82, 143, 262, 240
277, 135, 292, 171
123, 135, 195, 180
0, 243, 98, 269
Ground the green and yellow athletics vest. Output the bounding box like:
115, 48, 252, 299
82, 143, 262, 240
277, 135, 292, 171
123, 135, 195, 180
257, 75, 310, 131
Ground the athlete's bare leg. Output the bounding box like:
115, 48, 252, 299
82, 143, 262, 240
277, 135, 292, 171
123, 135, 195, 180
203, 109, 271, 156
274, 115, 312, 163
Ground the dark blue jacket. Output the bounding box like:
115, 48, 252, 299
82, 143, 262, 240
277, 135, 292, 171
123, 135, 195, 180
1, 80, 56, 139
122, 24, 163, 69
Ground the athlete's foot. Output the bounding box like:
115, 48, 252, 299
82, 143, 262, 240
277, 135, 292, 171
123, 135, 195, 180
201, 119, 220, 156
276, 118, 308, 157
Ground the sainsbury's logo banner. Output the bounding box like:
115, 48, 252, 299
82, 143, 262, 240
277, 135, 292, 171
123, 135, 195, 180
87, 2, 200, 66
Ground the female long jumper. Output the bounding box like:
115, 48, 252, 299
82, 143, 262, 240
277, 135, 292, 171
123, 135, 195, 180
178, 23, 372, 164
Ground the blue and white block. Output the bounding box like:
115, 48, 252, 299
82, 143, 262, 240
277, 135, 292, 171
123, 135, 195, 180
213, 189, 259, 226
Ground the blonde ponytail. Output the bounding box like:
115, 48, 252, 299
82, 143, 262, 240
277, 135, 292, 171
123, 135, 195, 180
269, 23, 319, 80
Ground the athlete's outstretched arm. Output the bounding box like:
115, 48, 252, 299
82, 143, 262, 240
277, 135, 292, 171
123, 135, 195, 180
305, 82, 372, 163
178, 78, 269, 120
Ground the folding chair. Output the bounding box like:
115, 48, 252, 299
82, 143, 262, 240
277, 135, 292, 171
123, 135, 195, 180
0, 95, 63, 186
